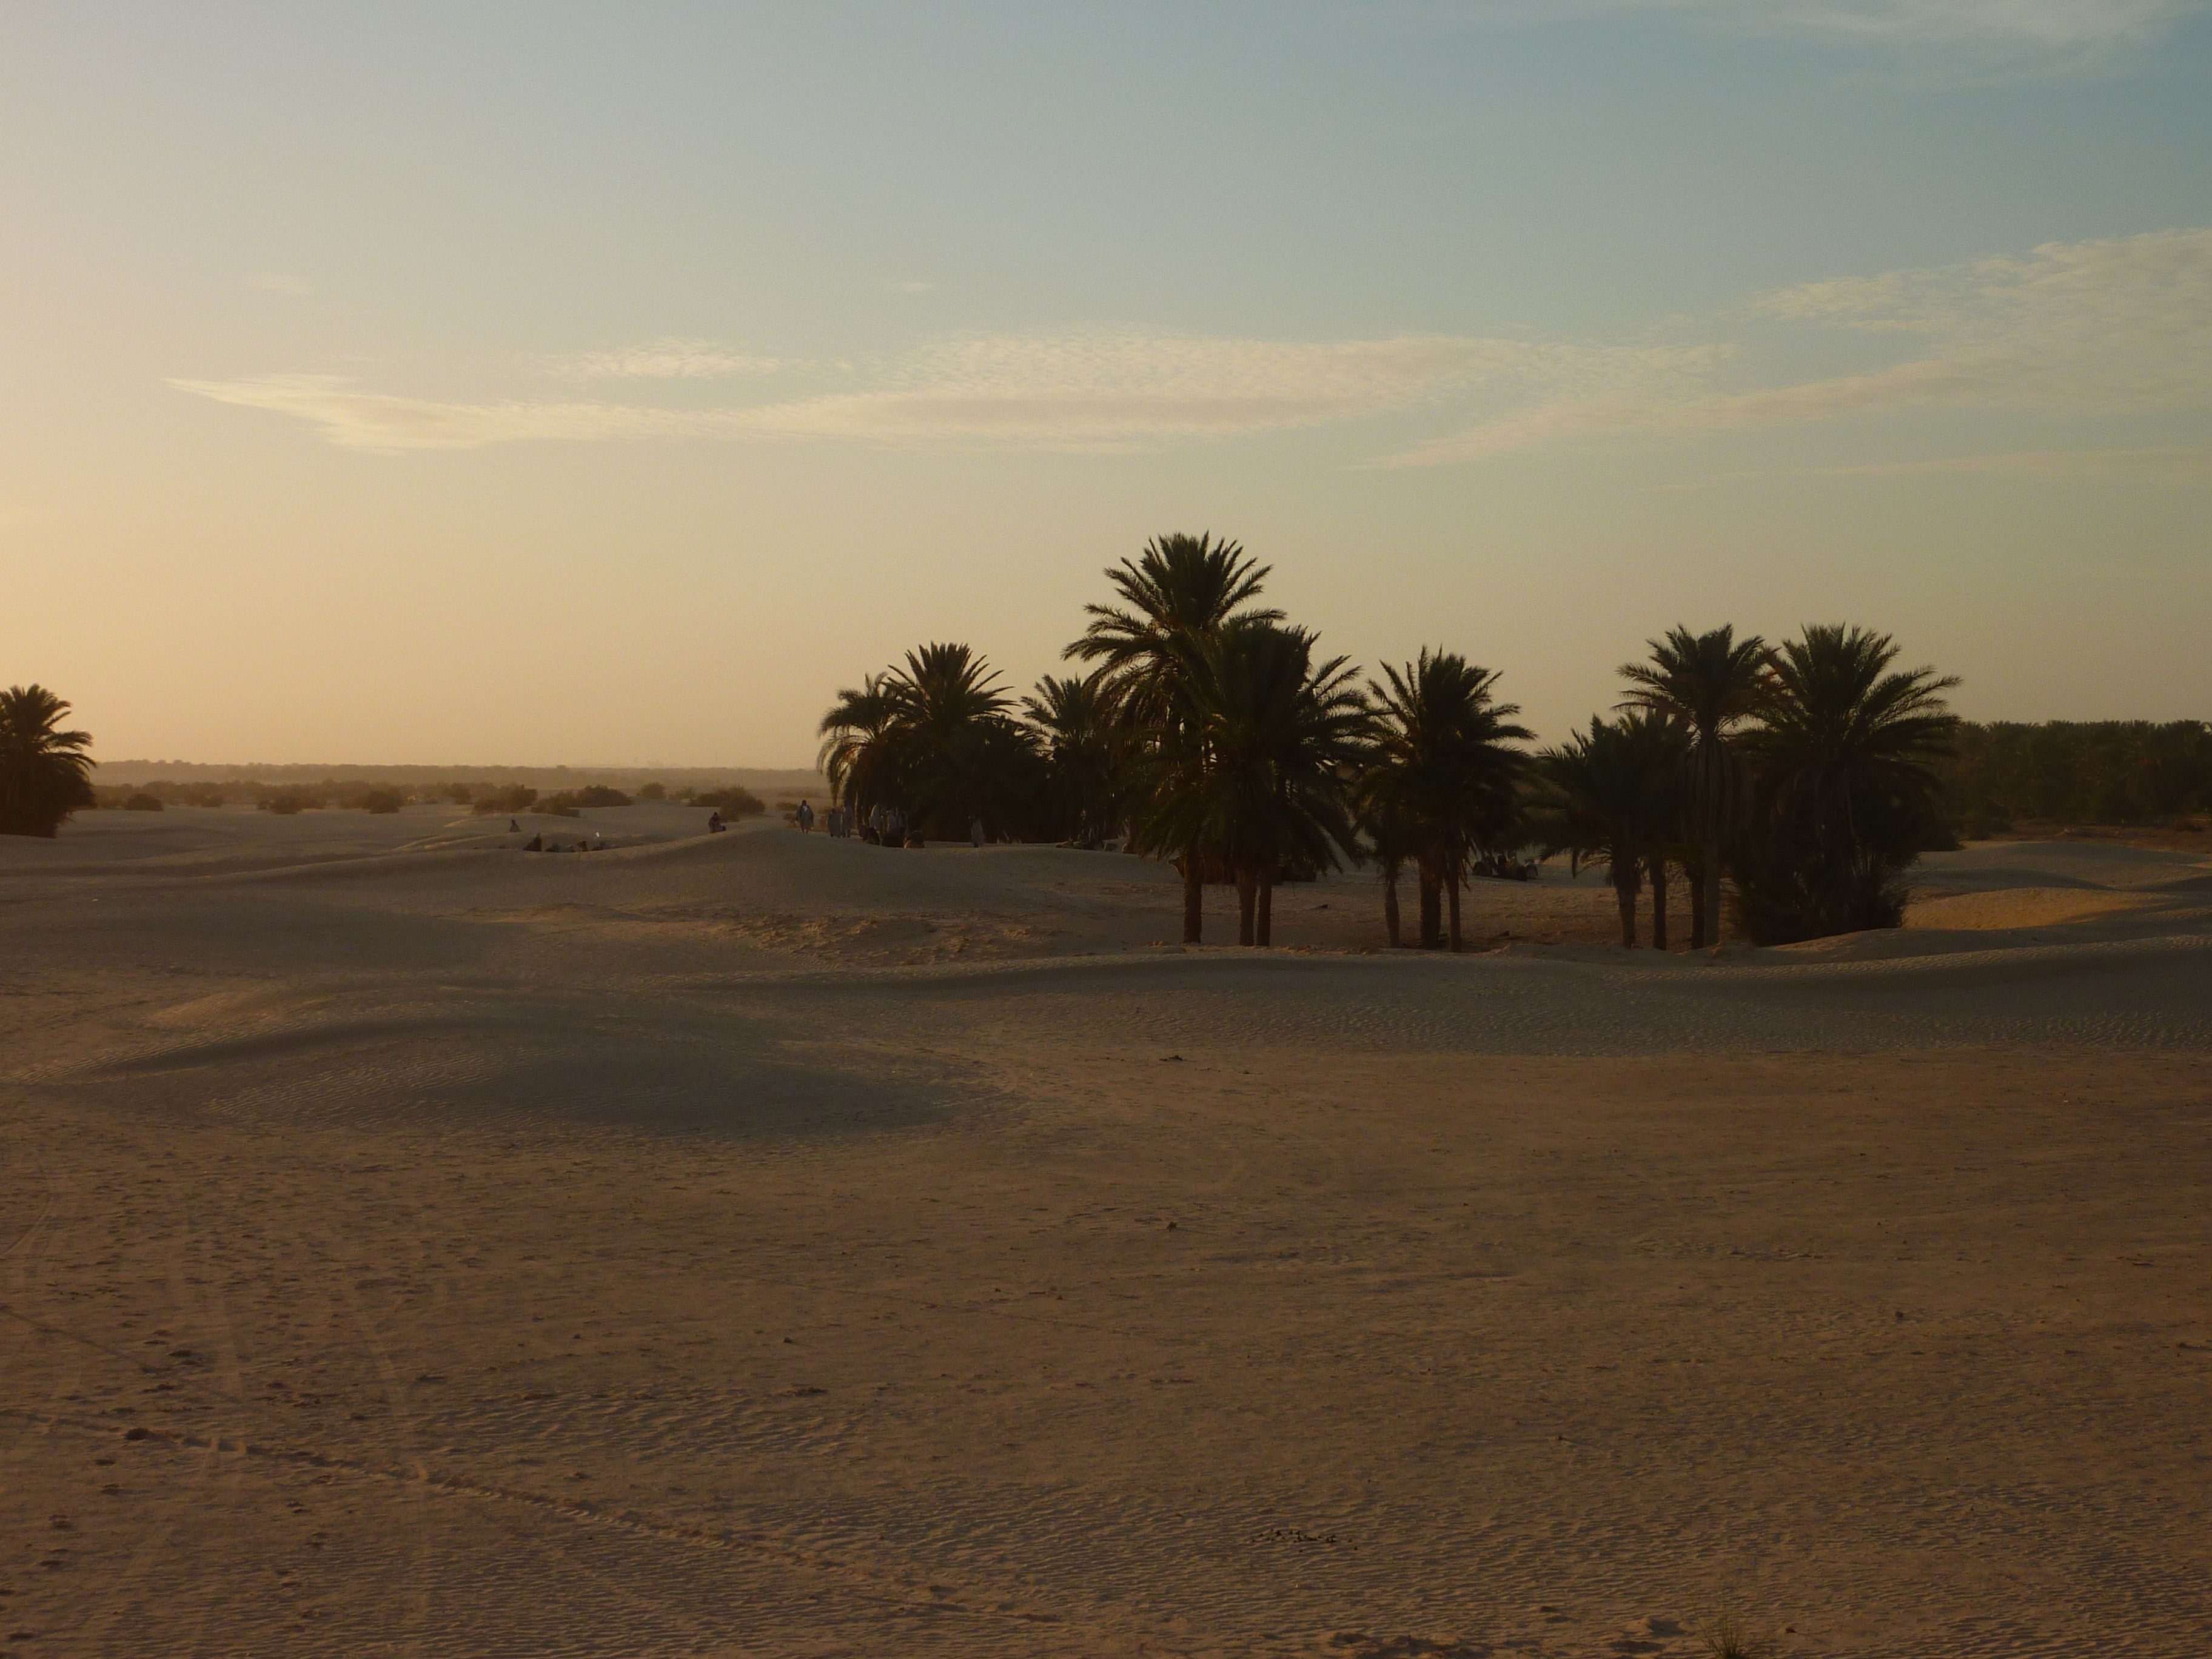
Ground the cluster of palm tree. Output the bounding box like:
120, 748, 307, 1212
0, 685, 96, 839
1533, 624, 1960, 947
820, 535, 1535, 947
819, 537, 1963, 950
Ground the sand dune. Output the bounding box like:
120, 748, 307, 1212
2, 810, 2207, 1655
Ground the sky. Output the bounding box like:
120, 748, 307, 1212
4, 0, 2209, 767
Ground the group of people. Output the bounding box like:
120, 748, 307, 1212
789, 799, 991, 849
789, 798, 931, 846
518, 831, 603, 853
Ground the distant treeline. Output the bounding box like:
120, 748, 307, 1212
90, 777, 768, 819
92, 760, 826, 794
1936, 722, 2211, 831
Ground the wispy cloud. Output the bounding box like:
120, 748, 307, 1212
736, 332, 1707, 446
172, 331, 1706, 453
1615, 0, 2202, 47
1384, 227, 2212, 464
543, 338, 791, 378
1803, 445, 2212, 480
167, 375, 726, 450
174, 230, 2212, 472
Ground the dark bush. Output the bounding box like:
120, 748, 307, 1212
262, 786, 320, 816
691, 786, 765, 817
122, 791, 164, 812
635, 782, 668, 801
360, 788, 406, 815
469, 785, 538, 816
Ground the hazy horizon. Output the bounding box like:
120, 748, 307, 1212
6, 2, 2208, 768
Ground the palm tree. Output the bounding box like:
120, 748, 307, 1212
817, 647, 1040, 839
1735, 625, 1959, 942
884, 642, 1029, 835
1360, 651, 1530, 950
1131, 623, 1366, 945
1067, 534, 1282, 943
817, 672, 900, 821
1617, 625, 1769, 949
1535, 713, 1678, 948
1361, 797, 1419, 948
1021, 671, 1124, 847
0, 686, 96, 839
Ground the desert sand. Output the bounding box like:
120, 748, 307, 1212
2, 805, 2208, 1656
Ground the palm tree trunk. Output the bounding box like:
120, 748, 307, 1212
1687, 860, 1708, 950
1703, 828, 1724, 947
1182, 858, 1204, 945
1256, 875, 1274, 947
1236, 869, 1258, 947
1614, 870, 1639, 947
1418, 863, 1442, 948
1649, 854, 1669, 952
1382, 863, 1401, 947
1446, 873, 1463, 952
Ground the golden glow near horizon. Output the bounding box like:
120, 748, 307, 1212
3, 4, 2207, 765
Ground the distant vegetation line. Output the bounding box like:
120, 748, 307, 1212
82, 777, 773, 820
90, 761, 828, 791
1936, 722, 2212, 831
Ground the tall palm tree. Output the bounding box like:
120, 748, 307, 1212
1360, 651, 1530, 951
1735, 625, 1959, 942
1131, 623, 1366, 945
1535, 713, 1678, 948
0, 685, 96, 839
1617, 624, 1769, 949
1067, 533, 1282, 942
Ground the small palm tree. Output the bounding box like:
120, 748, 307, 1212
1361, 797, 1419, 948
1618, 624, 1770, 948
1067, 533, 1282, 943
0, 685, 96, 839
1736, 625, 1959, 942
1536, 713, 1678, 948
1361, 651, 1530, 950
1021, 671, 1124, 847
819, 645, 1040, 839
817, 672, 900, 821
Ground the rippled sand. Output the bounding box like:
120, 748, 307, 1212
2, 806, 2208, 1656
